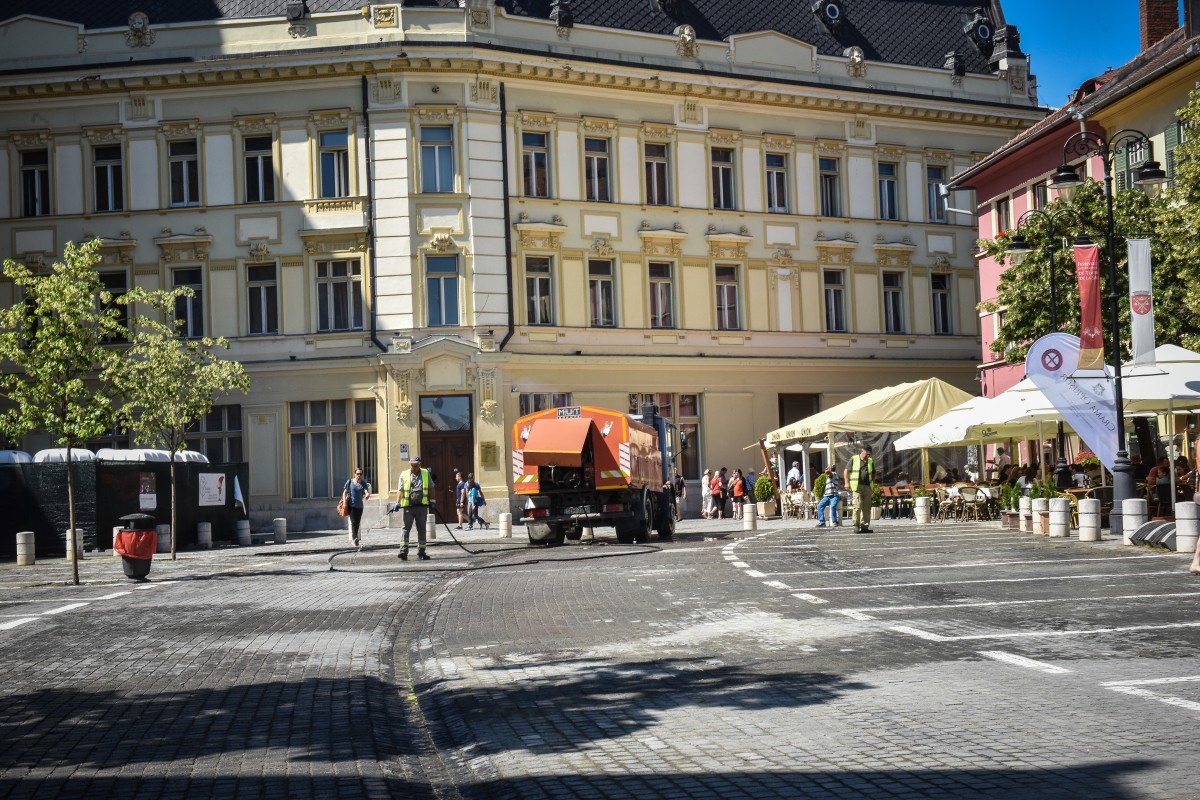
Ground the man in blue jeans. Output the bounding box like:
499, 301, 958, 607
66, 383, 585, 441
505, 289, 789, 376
816, 465, 841, 527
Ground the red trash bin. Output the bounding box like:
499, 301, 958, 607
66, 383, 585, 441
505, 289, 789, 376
114, 513, 157, 581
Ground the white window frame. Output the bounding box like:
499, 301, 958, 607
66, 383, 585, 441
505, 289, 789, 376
521, 131, 550, 198
645, 142, 670, 206
588, 259, 616, 327
168, 139, 200, 207
883, 271, 905, 334
247, 263, 279, 335
172, 267, 204, 339
316, 259, 364, 332
20, 149, 51, 217
714, 264, 741, 331
93, 144, 124, 213
426, 255, 460, 326
819, 157, 841, 217
878, 161, 899, 221
187, 404, 244, 463
243, 135, 276, 204
289, 399, 351, 500
711, 147, 736, 210
525, 255, 555, 325
931, 273, 952, 336
584, 137, 611, 202
823, 269, 846, 333
318, 130, 350, 199
648, 261, 675, 329
765, 152, 788, 214
420, 126, 455, 193
926, 165, 946, 223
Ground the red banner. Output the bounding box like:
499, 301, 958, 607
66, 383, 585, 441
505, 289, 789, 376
1074, 244, 1104, 370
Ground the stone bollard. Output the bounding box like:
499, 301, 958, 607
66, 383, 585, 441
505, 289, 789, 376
1019, 497, 1032, 532
1121, 498, 1148, 546
426, 512, 437, 541
1049, 497, 1071, 538
1175, 501, 1200, 554
236, 519, 251, 546
581, 526, 595, 542
743, 510, 757, 531
1078, 498, 1102, 542
65, 529, 83, 561
914, 496, 931, 525
498, 512, 512, 538
273, 517, 287, 544
16, 531, 35, 566
196, 521, 212, 550
156, 524, 172, 554
1031, 498, 1049, 535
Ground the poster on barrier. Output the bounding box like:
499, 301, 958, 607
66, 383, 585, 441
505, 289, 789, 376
198, 473, 227, 507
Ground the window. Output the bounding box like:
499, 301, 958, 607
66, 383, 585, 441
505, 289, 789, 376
526, 256, 554, 325
931, 273, 952, 335
711, 147, 735, 209
519, 392, 573, 416
353, 399, 378, 491
715, 265, 740, 330
588, 259, 615, 327
645, 143, 670, 206
244, 135, 275, 203
1032, 182, 1048, 211
584, 137, 611, 202
426, 255, 460, 326
521, 131, 550, 197
319, 131, 350, 198
823, 269, 846, 332
995, 196, 1011, 235
628, 392, 701, 479
93, 144, 124, 212
173, 268, 204, 339
819, 157, 841, 217
421, 126, 454, 193
883, 271, 905, 334
289, 400, 350, 499
186, 404, 243, 463
766, 153, 788, 213
1116, 138, 1148, 192
878, 161, 898, 220
20, 150, 50, 217
169, 140, 200, 207
926, 165, 946, 223
99, 270, 129, 339
648, 261, 675, 329
247, 264, 278, 335
317, 259, 363, 332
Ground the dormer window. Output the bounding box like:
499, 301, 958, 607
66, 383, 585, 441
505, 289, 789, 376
812, 0, 845, 32
964, 8, 994, 56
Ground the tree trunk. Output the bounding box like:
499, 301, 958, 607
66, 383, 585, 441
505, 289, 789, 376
170, 455, 178, 560
66, 445, 79, 586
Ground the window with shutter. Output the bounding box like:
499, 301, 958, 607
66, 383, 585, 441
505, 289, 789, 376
1114, 147, 1127, 192
1165, 121, 1181, 187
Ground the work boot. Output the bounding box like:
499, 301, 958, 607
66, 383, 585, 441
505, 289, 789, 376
418, 550, 431, 561
398, 549, 408, 561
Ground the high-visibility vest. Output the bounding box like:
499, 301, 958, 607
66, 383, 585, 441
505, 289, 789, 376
848, 456, 874, 492
399, 468, 431, 507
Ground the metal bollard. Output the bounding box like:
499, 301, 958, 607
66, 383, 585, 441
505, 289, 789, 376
1121, 498, 1148, 545
273, 517, 287, 544
1078, 498, 1102, 542
1019, 497, 1032, 532
16, 531, 35, 566
236, 519, 251, 546
196, 521, 212, 550
1048, 497, 1071, 538
1175, 501, 1199, 554
498, 512, 512, 539
743, 510, 757, 531
156, 524, 172, 554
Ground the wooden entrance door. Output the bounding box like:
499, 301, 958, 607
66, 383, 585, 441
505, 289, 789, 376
419, 395, 473, 517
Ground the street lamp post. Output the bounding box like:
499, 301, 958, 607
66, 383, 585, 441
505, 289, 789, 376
1006, 206, 1075, 491
1049, 128, 1167, 535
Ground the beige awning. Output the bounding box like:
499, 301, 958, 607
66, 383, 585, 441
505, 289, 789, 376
765, 377, 974, 446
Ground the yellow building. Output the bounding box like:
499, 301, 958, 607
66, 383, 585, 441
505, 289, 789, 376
0, 2, 1043, 527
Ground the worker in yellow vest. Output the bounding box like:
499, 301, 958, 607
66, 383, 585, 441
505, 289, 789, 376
397, 455, 433, 561
844, 446, 875, 533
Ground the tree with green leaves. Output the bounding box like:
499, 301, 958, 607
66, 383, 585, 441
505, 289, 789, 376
979, 87, 1200, 362
115, 291, 249, 559
0, 240, 127, 585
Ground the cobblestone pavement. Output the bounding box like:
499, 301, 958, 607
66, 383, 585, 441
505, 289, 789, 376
2, 514, 1200, 798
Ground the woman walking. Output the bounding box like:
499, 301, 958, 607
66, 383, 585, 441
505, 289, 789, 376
342, 467, 371, 547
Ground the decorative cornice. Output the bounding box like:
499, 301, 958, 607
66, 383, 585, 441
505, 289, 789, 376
874, 238, 917, 268
310, 108, 352, 127
89, 234, 137, 265
10, 130, 51, 149
705, 231, 752, 260
300, 228, 369, 254
815, 140, 846, 158
124, 13, 155, 48
154, 230, 213, 263
159, 120, 200, 138
876, 145, 905, 160
371, 5, 399, 28
581, 117, 617, 135
82, 126, 123, 144
519, 112, 556, 130
641, 124, 676, 143
234, 114, 277, 134
638, 229, 686, 257
925, 149, 953, 166
590, 237, 615, 256
415, 105, 459, 123
708, 129, 741, 147
762, 134, 794, 151
515, 221, 565, 251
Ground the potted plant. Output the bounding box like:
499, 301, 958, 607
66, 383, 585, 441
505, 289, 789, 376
913, 483, 931, 524
813, 471, 829, 498
754, 475, 776, 518
871, 483, 883, 520
1031, 480, 1053, 534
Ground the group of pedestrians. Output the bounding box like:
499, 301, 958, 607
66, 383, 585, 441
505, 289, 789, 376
700, 466, 759, 520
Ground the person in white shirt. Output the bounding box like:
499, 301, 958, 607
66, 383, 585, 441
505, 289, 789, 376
785, 460, 804, 490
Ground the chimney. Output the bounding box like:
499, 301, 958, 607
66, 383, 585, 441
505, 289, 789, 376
1140, 0, 1179, 50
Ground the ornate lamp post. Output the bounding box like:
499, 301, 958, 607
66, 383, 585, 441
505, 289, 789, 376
1049, 128, 1167, 533
1006, 206, 1075, 490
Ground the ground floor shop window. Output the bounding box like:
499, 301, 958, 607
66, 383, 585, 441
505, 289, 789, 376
289, 399, 374, 500
519, 392, 572, 417
628, 392, 701, 479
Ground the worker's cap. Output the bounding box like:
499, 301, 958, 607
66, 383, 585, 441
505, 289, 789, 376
792, 460, 800, 466
409, 455, 421, 463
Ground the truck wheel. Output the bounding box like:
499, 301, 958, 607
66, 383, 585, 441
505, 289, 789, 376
615, 521, 637, 544
633, 492, 653, 543
547, 525, 566, 546
656, 504, 675, 540
565, 524, 583, 541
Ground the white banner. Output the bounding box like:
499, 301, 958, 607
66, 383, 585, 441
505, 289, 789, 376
1127, 238, 1156, 366
1025, 332, 1119, 472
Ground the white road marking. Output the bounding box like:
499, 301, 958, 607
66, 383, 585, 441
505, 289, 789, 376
831, 591, 1200, 616
1102, 685, 1200, 713
769, 554, 1170, 576
94, 592, 133, 600
979, 650, 1072, 674
744, 570, 766, 578
41, 603, 89, 615
1102, 676, 1200, 688
791, 593, 829, 605
0, 618, 37, 631
788, 570, 1180, 592
892, 620, 1200, 642
763, 580, 792, 590
731, 561, 749, 568
834, 610, 876, 621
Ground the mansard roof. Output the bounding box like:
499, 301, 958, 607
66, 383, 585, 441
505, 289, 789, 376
3, 0, 1016, 75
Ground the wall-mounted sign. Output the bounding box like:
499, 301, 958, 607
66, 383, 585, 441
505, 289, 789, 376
198, 473, 227, 507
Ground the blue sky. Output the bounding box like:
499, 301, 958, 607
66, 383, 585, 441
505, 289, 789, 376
1003, 0, 1150, 108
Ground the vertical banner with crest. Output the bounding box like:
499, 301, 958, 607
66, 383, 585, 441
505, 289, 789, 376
1127, 238, 1156, 366
1074, 243, 1105, 370
1025, 332, 1119, 471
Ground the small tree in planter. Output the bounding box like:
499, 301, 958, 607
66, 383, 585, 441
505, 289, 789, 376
871, 482, 884, 520
754, 475, 776, 517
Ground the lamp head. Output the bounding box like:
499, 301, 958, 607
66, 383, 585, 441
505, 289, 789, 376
1006, 233, 1030, 266
1134, 160, 1167, 199
1051, 163, 1083, 200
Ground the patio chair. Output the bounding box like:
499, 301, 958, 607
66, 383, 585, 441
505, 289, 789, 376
957, 486, 988, 521
933, 487, 957, 522
1056, 492, 1079, 528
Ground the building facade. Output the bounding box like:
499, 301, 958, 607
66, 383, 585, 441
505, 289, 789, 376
0, 1, 1043, 527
